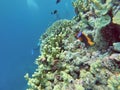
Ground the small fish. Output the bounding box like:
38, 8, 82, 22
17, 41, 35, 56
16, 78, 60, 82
51, 10, 58, 15
32, 41, 40, 55
33, 42, 40, 50
56, 0, 61, 4
51, 10, 60, 19
75, 31, 95, 46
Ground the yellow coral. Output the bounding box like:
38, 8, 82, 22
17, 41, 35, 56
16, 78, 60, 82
112, 11, 120, 25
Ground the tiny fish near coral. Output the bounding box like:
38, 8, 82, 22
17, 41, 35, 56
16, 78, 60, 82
75, 31, 94, 46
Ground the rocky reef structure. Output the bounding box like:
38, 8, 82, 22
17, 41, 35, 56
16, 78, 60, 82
24, 0, 120, 90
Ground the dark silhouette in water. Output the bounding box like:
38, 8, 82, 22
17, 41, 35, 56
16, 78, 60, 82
56, 0, 61, 4
51, 10, 60, 19
51, 10, 58, 15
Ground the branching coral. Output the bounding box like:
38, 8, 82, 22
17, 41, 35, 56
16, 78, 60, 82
25, 0, 120, 90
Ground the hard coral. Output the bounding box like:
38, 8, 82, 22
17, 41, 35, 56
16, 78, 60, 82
25, 0, 120, 90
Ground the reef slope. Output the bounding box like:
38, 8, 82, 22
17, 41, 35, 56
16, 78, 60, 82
25, 0, 120, 90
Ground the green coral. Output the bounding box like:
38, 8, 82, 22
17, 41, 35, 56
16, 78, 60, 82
95, 15, 111, 29
112, 11, 120, 25
113, 42, 120, 52
108, 74, 120, 90
90, 0, 113, 16
60, 71, 74, 82
25, 0, 120, 90
72, 0, 117, 49
75, 84, 85, 90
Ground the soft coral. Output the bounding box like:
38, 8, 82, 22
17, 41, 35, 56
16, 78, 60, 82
101, 23, 120, 46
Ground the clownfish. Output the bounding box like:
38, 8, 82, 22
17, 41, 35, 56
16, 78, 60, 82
75, 31, 95, 46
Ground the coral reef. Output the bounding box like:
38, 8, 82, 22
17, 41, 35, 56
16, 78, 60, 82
113, 42, 120, 52
112, 11, 120, 25
25, 0, 120, 90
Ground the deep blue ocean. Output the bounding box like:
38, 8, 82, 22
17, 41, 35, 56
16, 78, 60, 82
0, 0, 75, 90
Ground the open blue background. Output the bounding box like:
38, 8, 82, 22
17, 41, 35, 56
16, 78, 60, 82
0, 0, 75, 90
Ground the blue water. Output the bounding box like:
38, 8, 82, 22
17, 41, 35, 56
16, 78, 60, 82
0, 0, 75, 90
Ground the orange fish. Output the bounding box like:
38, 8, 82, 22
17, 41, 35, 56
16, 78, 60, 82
75, 31, 94, 46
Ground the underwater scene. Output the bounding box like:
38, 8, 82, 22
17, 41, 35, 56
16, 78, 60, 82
0, 0, 120, 90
